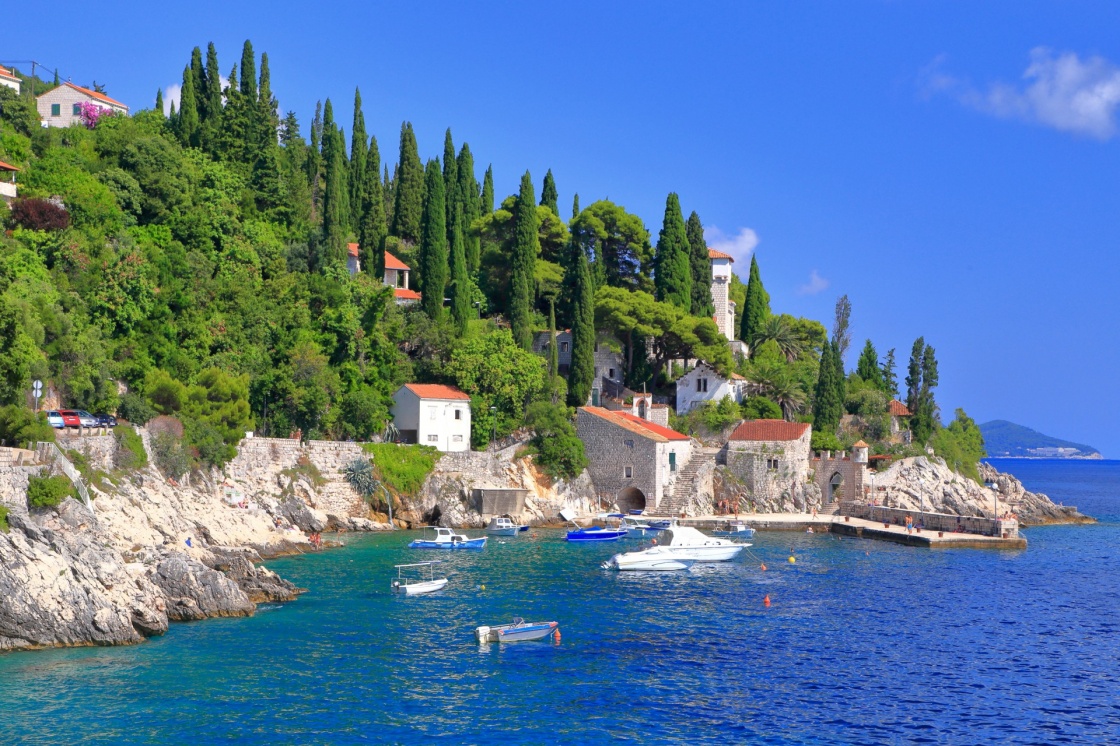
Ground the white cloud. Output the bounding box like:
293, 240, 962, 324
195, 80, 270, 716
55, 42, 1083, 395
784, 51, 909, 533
704, 225, 759, 266
923, 48, 1120, 140
163, 84, 180, 115
797, 269, 829, 296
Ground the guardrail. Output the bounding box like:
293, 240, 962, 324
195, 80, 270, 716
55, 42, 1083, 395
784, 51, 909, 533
35, 441, 92, 511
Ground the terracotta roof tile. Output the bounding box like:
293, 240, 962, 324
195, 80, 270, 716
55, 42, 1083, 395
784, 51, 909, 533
347, 242, 359, 257
394, 288, 421, 300
0, 66, 17, 81
708, 248, 734, 260
889, 400, 911, 417
852, 440, 869, 448
729, 419, 810, 441
57, 82, 128, 109
581, 407, 689, 442
612, 411, 690, 441
0, 160, 18, 172
403, 383, 470, 401
385, 251, 410, 271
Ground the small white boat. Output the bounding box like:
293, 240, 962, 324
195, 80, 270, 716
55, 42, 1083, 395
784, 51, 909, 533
486, 515, 528, 536
648, 525, 747, 562
391, 561, 448, 596
408, 526, 487, 549
711, 520, 756, 539
604, 550, 694, 572
476, 618, 559, 643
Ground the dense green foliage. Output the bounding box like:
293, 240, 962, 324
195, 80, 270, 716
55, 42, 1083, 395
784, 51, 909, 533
27, 474, 75, 509
906, 337, 939, 444
524, 401, 587, 479
113, 424, 149, 470
509, 172, 539, 349
418, 159, 447, 319
653, 193, 692, 311
567, 245, 595, 407
931, 409, 986, 483
0, 504, 8, 532
742, 395, 783, 420
0, 406, 54, 447
686, 211, 713, 318
361, 443, 441, 497
740, 256, 770, 352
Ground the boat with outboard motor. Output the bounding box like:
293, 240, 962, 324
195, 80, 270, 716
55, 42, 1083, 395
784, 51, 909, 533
408, 526, 487, 549
710, 520, 756, 539
561, 508, 628, 542
604, 550, 695, 571
476, 618, 559, 643
391, 561, 448, 595
486, 515, 529, 536
607, 525, 747, 567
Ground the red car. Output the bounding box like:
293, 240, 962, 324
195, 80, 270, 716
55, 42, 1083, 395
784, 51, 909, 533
56, 409, 82, 428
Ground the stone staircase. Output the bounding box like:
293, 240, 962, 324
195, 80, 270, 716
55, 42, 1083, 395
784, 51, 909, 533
650, 453, 708, 516
816, 501, 840, 517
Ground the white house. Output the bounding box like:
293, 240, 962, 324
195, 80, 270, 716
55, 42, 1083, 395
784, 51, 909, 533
391, 384, 471, 452
0, 160, 17, 202
383, 249, 420, 305
675, 361, 749, 414
0, 65, 20, 94
37, 82, 129, 128
346, 243, 361, 276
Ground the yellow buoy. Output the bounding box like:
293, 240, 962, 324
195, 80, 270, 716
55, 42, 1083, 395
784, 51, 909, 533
480, 585, 486, 591
788, 556, 796, 564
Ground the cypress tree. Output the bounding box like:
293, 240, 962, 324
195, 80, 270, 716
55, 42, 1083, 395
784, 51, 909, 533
510, 171, 539, 349
741, 256, 771, 352
418, 159, 448, 320
190, 46, 206, 120
442, 128, 458, 236
239, 40, 256, 100
481, 165, 494, 215
168, 100, 177, 128
200, 43, 222, 150
359, 135, 387, 279
567, 244, 596, 407
905, 337, 924, 415
572, 193, 580, 221
540, 169, 559, 216
456, 143, 481, 273
155, 88, 164, 116
881, 348, 898, 398
686, 211, 713, 318
176, 65, 200, 147
349, 88, 367, 234
320, 101, 347, 270
813, 341, 843, 434
654, 193, 692, 311
391, 122, 424, 243
257, 53, 278, 142
913, 343, 940, 444
449, 204, 471, 336
383, 163, 394, 226
855, 340, 883, 389
548, 300, 560, 404
308, 101, 322, 221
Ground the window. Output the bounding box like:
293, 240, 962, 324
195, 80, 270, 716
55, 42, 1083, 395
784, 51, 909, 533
51, 103, 61, 116
560, 341, 569, 353
454, 409, 461, 420
72, 103, 81, 115
609, 368, 616, 379
452, 434, 463, 442
766, 458, 779, 471
427, 434, 438, 442
697, 378, 708, 393
429, 407, 437, 420
624, 439, 634, 448
624, 466, 633, 478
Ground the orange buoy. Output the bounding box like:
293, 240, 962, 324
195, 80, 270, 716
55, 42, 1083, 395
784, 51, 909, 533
553, 628, 561, 643
763, 594, 771, 607
760, 563, 767, 571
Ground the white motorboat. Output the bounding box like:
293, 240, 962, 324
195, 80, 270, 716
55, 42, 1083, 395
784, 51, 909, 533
486, 515, 528, 536
391, 561, 448, 596
647, 525, 747, 562
711, 520, 756, 539
604, 550, 694, 572
408, 526, 487, 549
476, 618, 559, 642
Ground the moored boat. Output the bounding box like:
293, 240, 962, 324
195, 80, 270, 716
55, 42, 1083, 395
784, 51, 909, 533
604, 550, 694, 571
476, 618, 559, 642
561, 508, 628, 542
391, 561, 448, 596
710, 520, 756, 539
408, 526, 487, 549
486, 515, 526, 536
638, 525, 747, 562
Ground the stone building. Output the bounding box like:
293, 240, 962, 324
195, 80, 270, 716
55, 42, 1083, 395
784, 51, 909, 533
346, 243, 361, 276
709, 248, 736, 342
724, 419, 814, 507
889, 399, 912, 443
531, 330, 573, 373
37, 82, 128, 127
391, 384, 472, 452
813, 441, 869, 506
576, 406, 692, 513
675, 361, 749, 413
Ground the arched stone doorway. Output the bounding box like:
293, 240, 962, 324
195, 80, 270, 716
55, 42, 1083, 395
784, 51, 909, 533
616, 487, 646, 514
637, 399, 647, 419
828, 472, 844, 504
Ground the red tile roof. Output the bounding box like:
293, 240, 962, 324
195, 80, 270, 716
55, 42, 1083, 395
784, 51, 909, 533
613, 410, 690, 441
581, 407, 689, 442
58, 82, 128, 109
394, 288, 421, 301
889, 400, 911, 417
729, 419, 810, 441
852, 440, 869, 448
403, 383, 470, 401
0, 160, 18, 172
347, 242, 359, 258
385, 251, 410, 271
708, 248, 734, 261
0, 65, 17, 81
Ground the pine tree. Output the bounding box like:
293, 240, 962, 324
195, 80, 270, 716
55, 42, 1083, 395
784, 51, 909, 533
359, 135, 387, 279
813, 341, 843, 433
442, 128, 458, 237
572, 193, 580, 221
456, 143, 481, 272
349, 88, 367, 234
176, 65, 200, 147
540, 169, 559, 216
391, 122, 424, 243
833, 295, 853, 362
155, 88, 164, 116
855, 340, 883, 389
510, 171, 539, 349
239, 40, 256, 100
418, 159, 448, 320
567, 244, 596, 407
686, 210, 713, 318
741, 256, 771, 352
481, 165, 494, 215
653, 193, 692, 310
449, 204, 471, 336
881, 348, 898, 398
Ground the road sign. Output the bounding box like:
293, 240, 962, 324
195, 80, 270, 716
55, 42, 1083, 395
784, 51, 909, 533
32, 379, 42, 391
33, 389, 41, 399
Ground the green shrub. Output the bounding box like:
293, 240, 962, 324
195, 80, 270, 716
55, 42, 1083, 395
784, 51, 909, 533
0, 405, 55, 447
362, 443, 441, 497
0, 504, 9, 533
113, 425, 148, 470
810, 430, 842, 452
931, 408, 986, 484
523, 402, 588, 480
117, 392, 156, 425
282, 453, 327, 488
27, 474, 75, 509
742, 396, 782, 420
151, 431, 191, 480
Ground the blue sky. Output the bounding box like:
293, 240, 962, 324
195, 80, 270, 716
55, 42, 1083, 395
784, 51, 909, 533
8, 2, 1120, 455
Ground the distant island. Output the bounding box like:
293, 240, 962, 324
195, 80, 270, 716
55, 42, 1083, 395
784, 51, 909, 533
980, 420, 1102, 459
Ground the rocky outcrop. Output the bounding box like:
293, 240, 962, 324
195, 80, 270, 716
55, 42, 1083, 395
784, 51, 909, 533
978, 461, 1092, 524
713, 466, 823, 513
152, 553, 255, 621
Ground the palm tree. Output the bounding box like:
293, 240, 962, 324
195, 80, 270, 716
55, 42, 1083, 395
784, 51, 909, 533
752, 316, 801, 363
746, 360, 806, 421
344, 457, 395, 526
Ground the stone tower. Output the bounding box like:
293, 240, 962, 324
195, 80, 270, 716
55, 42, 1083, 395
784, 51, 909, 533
708, 249, 736, 342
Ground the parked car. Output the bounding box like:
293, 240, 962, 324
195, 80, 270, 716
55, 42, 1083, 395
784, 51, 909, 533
46, 410, 65, 429
74, 410, 99, 428
94, 413, 118, 427
57, 409, 82, 428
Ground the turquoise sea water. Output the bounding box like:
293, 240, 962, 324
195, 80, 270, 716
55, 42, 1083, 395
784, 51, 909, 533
2, 459, 1118, 744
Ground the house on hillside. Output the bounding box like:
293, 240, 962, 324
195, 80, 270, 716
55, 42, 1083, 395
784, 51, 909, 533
346, 243, 361, 276
383, 250, 420, 305
0, 160, 18, 203
725, 419, 814, 508
675, 361, 749, 414
576, 406, 692, 513
37, 82, 128, 127
888, 399, 912, 442
391, 384, 471, 452
531, 330, 572, 373
0, 65, 20, 94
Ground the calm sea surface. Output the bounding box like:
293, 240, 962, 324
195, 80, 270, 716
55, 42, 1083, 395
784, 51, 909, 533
2, 459, 1118, 744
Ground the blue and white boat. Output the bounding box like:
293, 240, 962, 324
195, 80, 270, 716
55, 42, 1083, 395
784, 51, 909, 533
561, 508, 627, 542
476, 618, 559, 643
486, 515, 529, 536
710, 520, 756, 539
408, 526, 487, 549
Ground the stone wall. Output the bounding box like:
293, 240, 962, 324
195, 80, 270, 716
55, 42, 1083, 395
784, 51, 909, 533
839, 503, 1020, 538
55, 433, 117, 472
814, 456, 866, 505
576, 408, 661, 508
721, 433, 815, 510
